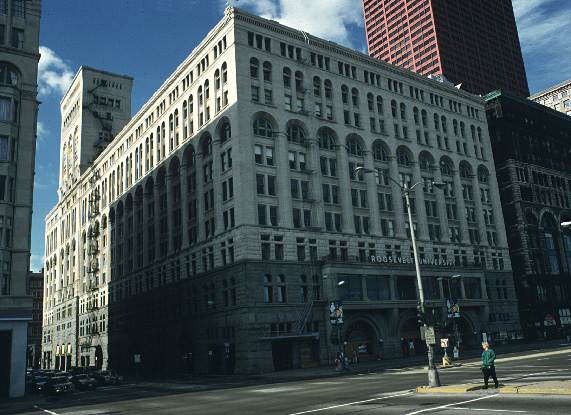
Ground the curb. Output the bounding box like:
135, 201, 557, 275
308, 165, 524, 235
416, 384, 571, 395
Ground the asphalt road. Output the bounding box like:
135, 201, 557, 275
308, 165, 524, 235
12, 347, 571, 415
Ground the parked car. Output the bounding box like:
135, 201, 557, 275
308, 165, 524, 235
70, 373, 97, 390
44, 376, 74, 396
29, 376, 51, 394
92, 370, 123, 386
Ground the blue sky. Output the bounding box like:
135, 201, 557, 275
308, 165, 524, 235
30, 0, 571, 270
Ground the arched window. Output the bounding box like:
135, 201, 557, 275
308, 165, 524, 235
198, 86, 203, 105
371, 97, 381, 118
453, 119, 459, 136
372, 141, 389, 161
313, 76, 321, 96
441, 116, 448, 133
201, 135, 212, 156
341, 85, 349, 104
0, 62, 20, 86
477, 166, 489, 183
421, 109, 428, 127
287, 123, 306, 144
391, 100, 398, 117
347, 135, 364, 156
189, 95, 194, 113
477, 127, 483, 142
283, 67, 291, 88
471, 125, 476, 141
400, 103, 407, 120
214, 69, 221, 90
318, 127, 336, 150
220, 122, 231, 143
434, 113, 440, 130
221, 62, 228, 84
204, 80, 210, 99
413, 107, 419, 124
263, 61, 272, 82
250, 57, 259, 78
396, 147, 411, 166
440, 158, 453, 176
324, 79, 333, 99
295, 71, 303, 91
367, 93, 374, 111
253, 116, 273, 138
351, 88, 359, 107
460, 121, 466, 138
459, 162, 471, 179
419, 152, 434, 171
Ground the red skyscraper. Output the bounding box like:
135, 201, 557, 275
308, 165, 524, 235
363, 0, 529, 96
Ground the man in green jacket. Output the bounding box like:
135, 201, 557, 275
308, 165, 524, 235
481, 342, 499, 389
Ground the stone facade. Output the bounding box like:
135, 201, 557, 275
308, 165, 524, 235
27, 269, 43, 369
530, 78, 571, 117
0, 0, 41, 398
486, 90, 571, 340
42, 8, 520, 376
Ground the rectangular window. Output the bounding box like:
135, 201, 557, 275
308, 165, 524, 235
0, 135, 8, 161
11, 28, 24, 48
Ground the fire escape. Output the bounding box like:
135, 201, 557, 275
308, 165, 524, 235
85, 80, 115, 153
82, 171, 101, 352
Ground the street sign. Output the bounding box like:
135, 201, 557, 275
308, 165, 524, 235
424, 326, 436, 345
446, 298, 460, 318
440, 338, 449, 348
329, 301, 344, 325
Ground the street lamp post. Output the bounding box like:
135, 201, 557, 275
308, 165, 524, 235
355, 166, 443, 387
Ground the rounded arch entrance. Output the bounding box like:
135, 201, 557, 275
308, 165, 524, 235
344, 319, 380, 361
94, 345, 104, 370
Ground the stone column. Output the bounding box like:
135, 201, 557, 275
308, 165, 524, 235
180, 162, 190, 249
389, 156, 405, 238
336, 145, 354, 233
472, 174, 489, 247
309, 140, 323, 228
154, 180, 162, 260
412, 162, 429, 241
140, 189, 148, 266
433, 167, 451, 243
276, 133, 293, 227
452, 171, 470, 244
166, 173, 175, 254
195, 154, 205, 241
363, 150, 380, 235
212, 140, 224, 236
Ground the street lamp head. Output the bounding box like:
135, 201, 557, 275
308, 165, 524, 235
451, 274, 462, 279
337, 280, 346, 286
561, 221, 571, 229
354, 166, 376, 175
431, 181, 445, 189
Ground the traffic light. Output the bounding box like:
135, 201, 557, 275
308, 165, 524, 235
417, 304, 426, 325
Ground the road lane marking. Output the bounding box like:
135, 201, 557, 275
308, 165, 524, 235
253, 386, 305, 393
455, 407, 527, 413
404, 394, 499, 415
33, 406, 59, 415
286, 391, 413, 415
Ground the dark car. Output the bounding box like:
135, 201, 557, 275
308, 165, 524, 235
44, 376, 74, 395
71, 373, 97, 390
92, 370, 123, 386
29, 376, 51, 394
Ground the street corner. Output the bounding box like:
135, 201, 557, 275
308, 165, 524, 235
502, 381, 571, 396
415, 383, 486, 394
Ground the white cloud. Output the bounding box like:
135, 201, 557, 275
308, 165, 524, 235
30, 254, 45, 272
38, 46, 74, 96
512, 0, 571, 91
36, 121, 47, 146
229, 0, 364, 47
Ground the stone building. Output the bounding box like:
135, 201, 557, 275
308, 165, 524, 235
530, 78, 571, 117
0, 0, 41, 398
485, 90, 571, 340
42, 8, 520, 375
27, 269, 43, 369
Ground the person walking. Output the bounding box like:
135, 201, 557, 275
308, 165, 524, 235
481, 342, 499, 389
